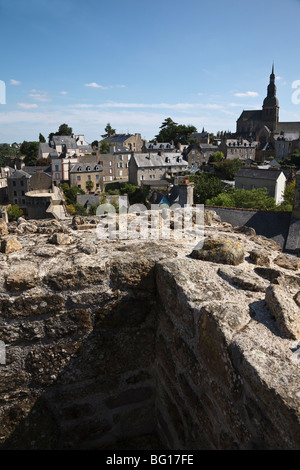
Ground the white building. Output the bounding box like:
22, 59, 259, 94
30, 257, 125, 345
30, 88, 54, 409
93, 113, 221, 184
235, 168, 287, 205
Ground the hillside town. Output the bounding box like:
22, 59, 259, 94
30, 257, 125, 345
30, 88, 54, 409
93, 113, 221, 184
1, 66, 300, 225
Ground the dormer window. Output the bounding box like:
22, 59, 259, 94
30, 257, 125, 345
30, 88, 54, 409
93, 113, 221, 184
78, 167, 82, 172
87, 166, 91, 171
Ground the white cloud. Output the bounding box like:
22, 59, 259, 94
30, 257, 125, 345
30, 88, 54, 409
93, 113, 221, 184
234, 91, 259, 98
10, 79, 21, 85
29, 93, 51, 102
70, 102, 224, 111
17, 103, 39, 109
85, 82, 111, 89
60, 91, 68, 95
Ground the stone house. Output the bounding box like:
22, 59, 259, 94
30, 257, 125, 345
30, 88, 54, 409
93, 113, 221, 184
219, 138, 257, 161
7, 167, 53, 215
100, 133, 143, 152
235, 168, 287, 205
39, 134, 92, 186
182, 143, 219, 168
69, 162, 103, 193
7, 169, 31, 211
128, 152, 188, 186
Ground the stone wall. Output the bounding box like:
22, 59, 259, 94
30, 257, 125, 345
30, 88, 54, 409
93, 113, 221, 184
0, 216, 299, 449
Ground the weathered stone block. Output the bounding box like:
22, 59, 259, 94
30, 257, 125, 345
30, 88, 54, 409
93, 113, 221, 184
191, 238, 245, 266
5, 263, 39, 291
1, 237, 22, 254
265, 284, 300, 340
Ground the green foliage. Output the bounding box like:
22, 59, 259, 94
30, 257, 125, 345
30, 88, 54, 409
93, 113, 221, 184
88, 202, 100, 215
104, 182, 145, 205
206, 187, 277, 210
48, 123, 73, 142
154, 118, 197, 145
0, 144, 20, 166
39, 133, 46, 143
61, 183, 85, 205
73, 203, 87, 216
101, 123, 116, 139
190, 173, 224, 204
99, 141, 110, 154
208, 151, 224, 163
86, 180, 94, 192
7, 204, 23, 221
214, 158, 244, 180
19, 141, 39, 166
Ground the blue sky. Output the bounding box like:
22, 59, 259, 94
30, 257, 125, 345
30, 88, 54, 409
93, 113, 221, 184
1, 0, 300, 143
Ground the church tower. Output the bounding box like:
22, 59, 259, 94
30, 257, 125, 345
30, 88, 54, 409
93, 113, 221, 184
262, 64, 279, 131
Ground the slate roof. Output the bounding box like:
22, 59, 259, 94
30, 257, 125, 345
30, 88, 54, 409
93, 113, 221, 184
102, 134, 133, 144
235, 168, 285, 181
52, 136, 77, 149
70, 163, 103, 173
8, 169, 31, 179
132, 153, 188, 168
237, 110, 263, 121
145, 142, 175, 150
39, 143, 58, 158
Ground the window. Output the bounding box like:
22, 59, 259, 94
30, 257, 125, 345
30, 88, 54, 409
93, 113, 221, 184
103, 176, 106, 182
13, 181, 16, 187
96, 175, 99, 180
14, 191, 17, 196
21, 191, 25, 196
20, 180, 24, 186
22, 199, 25, 204
119, 170, 123, 176
55, 165, 59, 171
78, 184, 81, 188
109, 161, 112, 166
109, 168, 113, 174
87, 175, 91, 181
120, 155, 123, 161
109, 176, 113, 181
77, 176, 81, 181
55, 173, 60, 179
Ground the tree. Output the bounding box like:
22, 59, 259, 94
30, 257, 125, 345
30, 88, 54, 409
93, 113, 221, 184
39, 133, 46, 143
101, 123, 116, 139
214, 158, 243, 180
7, 204, 23, 221
60, 183, 85, 205
193, 174, 224, 204
99, 141, 110, 154
48, 123, 73, 143
19, 141, 39, 166
57, 123, 73, 136
91, 140, 99, 149
208, 151, 224, 163
86, 180, 94, 193
154, 118, 197, 145
206, 187, 277, 211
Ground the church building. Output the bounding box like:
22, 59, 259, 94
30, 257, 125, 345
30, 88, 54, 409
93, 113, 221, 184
236, 65, 300, 147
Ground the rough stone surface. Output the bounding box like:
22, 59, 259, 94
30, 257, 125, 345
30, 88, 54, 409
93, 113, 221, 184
191, 237, 245, 266
0, 214, 299, 451
0, 220, 8, 235
265, 284, 300, 340
1, 238, 23, 254
249, 250, 270, 267
274, 254, 300, 271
